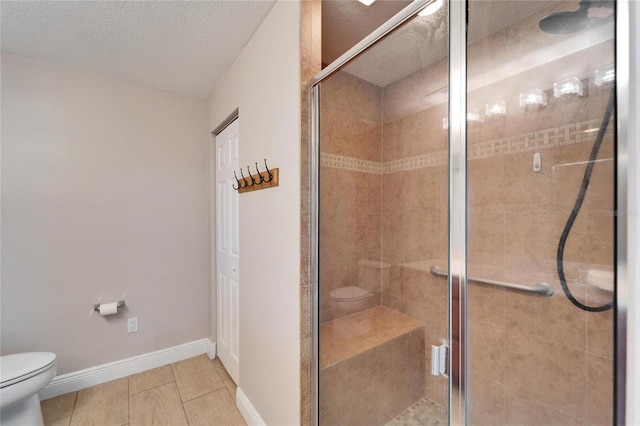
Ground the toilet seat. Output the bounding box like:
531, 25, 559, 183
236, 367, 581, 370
1, 353, 57, 388
330, 286, 370, 301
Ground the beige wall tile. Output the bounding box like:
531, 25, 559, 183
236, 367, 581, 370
402, 168, 438, 213
537, 294, 587, 350
585, 209, 615, 266
381, 213, 404, 257
382, 121, 400, 162
503, 151, 556, 213
330, 349, 381, 392
503, 332, 586, 418
503, 390, 581, 426
587, 308, 614, 358
586, 353, 613, 425
468, 212, 505, 256
468, 375, 504, 425
423, 364, 447, 407
129, 382, 188, 426
504, 210, 558, 261
382, 172, 404, 215
319, 408, 339, 426
469, 321, 506, 383
300, 212, 311, 287
468, 271, 506, 326
361, 364, 412, 419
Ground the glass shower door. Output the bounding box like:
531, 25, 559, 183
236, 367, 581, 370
465, 1, 616, 424
313, 1, 451, 424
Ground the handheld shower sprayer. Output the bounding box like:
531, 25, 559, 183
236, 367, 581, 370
539, 1, 615, 312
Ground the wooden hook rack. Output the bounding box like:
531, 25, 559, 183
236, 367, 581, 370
233, 159, 279, 194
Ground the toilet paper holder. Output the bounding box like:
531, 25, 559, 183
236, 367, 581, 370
93, 300, 125, 312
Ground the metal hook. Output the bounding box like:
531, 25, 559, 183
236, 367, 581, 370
254, 162, 265, 184
240, 168, 249, 187
247, 166, 257, 186
232, 171, 242, 190
263, 159, 273, 182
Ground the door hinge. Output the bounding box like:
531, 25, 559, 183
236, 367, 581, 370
431, 339, 449, 378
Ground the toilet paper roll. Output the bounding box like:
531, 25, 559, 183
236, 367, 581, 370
99, 302, 118, 316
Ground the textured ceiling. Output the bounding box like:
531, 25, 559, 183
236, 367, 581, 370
0, 1, 276, 99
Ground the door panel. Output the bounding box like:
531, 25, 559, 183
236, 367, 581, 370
465, 1, 615, 424
215, 118, 240, 384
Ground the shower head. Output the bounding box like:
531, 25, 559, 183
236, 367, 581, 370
539, 0, 613, 35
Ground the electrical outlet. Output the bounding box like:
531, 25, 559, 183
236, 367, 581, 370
127, 317, 138, 333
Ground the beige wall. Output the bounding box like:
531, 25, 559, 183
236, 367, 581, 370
207, 1, 301, 424
1, 52, 210, 375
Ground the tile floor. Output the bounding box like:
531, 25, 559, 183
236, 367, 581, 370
40, 355, 246, 426
386, 398, 446, 426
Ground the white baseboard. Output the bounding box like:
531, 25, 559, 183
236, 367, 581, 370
206, 339, 217, 359
236, 387, 266, 426
40, 338, 216, 400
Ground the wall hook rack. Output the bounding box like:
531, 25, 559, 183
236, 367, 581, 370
233, 159, 279, 193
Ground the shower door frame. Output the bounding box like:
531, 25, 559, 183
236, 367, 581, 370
308, 0, 630, 424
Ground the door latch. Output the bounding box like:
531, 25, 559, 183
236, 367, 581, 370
431, 339, 449, 378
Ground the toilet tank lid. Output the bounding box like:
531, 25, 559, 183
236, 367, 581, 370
0, 352, 56, 385
330, 286, 371, 300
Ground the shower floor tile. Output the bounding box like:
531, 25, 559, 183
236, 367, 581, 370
386, 398, 446, 426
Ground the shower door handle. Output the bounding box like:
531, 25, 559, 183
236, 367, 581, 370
431, 339, 449, 378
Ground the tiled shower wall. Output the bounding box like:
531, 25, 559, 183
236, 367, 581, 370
319, 71, 384, 323
378, 62, 614, 424
317, 2, 614, 425
321, 28, 613, 426
300, 1, 321, 424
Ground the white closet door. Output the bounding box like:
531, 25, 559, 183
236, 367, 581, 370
214, 118, 240, 384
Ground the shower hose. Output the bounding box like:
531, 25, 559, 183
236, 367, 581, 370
556, 84, 615, 312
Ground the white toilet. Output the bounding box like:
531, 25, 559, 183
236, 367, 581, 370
330, 285, 371, 315
0, 352, 57, 426
330, 259, 391, 316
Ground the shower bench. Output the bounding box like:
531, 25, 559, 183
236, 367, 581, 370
319, 306, 425, 425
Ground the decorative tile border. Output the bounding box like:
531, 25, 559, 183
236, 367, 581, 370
320, 154, 383, 173
321, 118, 608, 174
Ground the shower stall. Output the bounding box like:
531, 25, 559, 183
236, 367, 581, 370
310, 0, 624, 424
